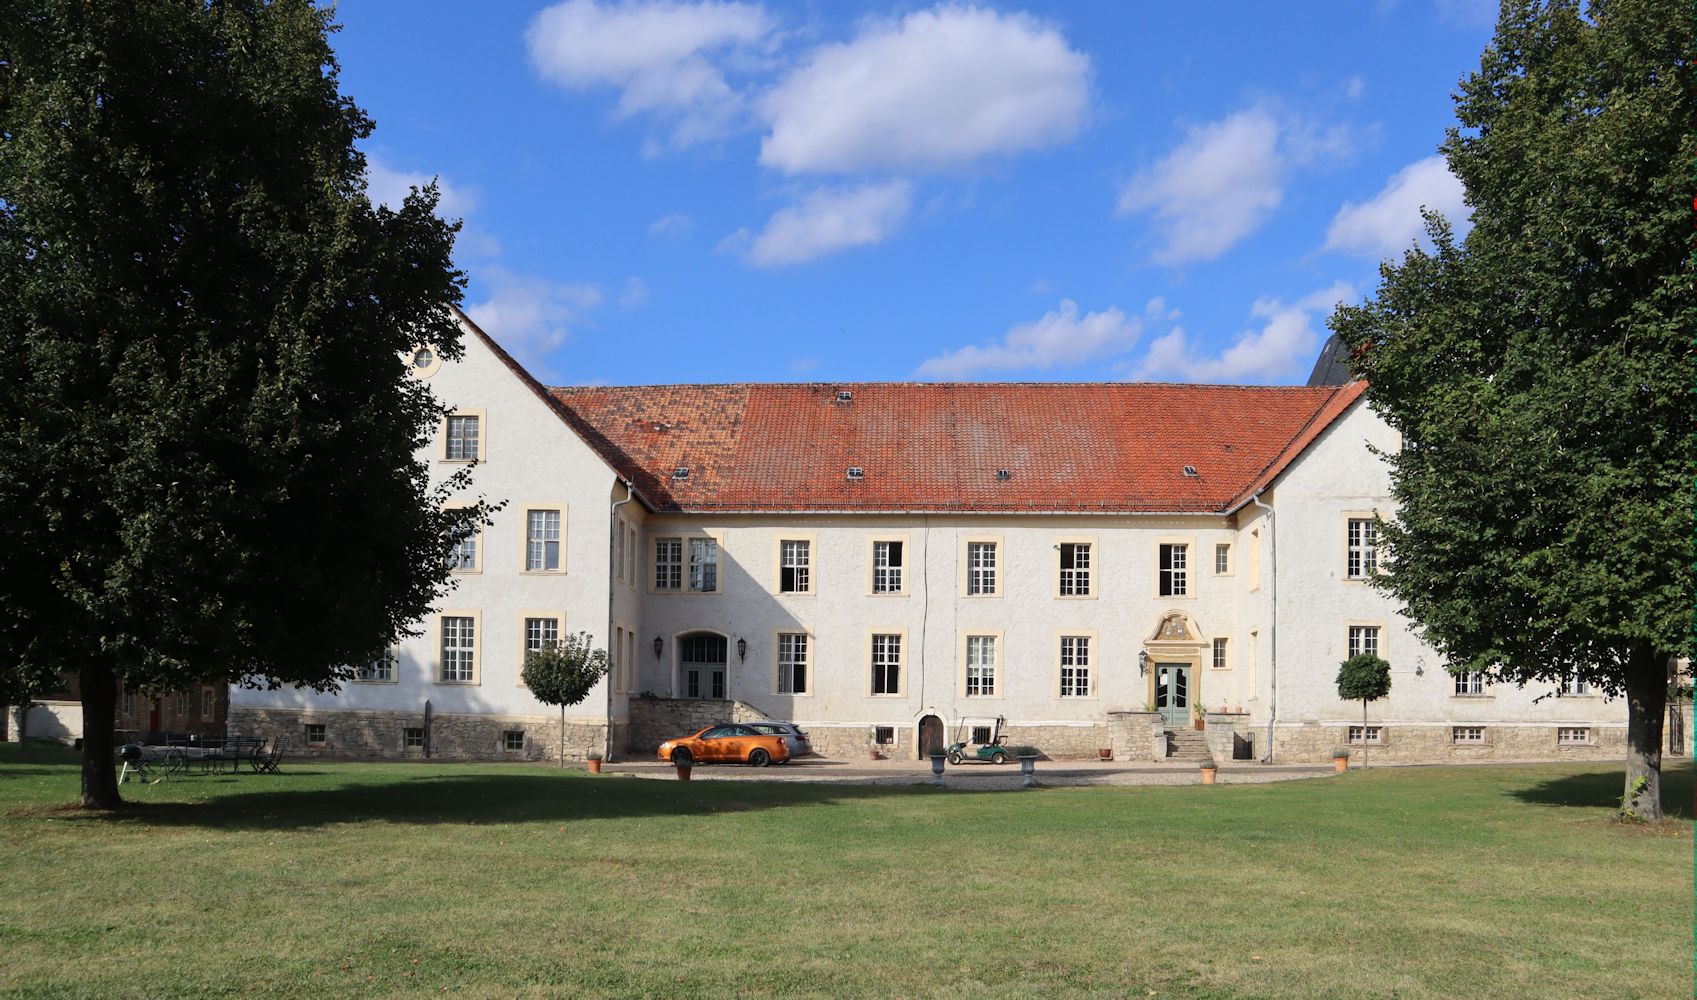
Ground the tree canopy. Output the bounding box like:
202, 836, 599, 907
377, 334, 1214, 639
0, 0, 483, 806
521, 633, 610, 767
1331, 0, 1694, 819
1336, 655, 1392, 705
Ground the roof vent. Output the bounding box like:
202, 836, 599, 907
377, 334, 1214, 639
846, 467, 864, 480
995, 469, 1012, 481
672, 466, 690, 480
1182, 465, 1198, 477
835, 390, 853, 403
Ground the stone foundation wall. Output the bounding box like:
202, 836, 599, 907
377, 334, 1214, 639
1271, 721, 1629, 764
229, 707, 607, 762
1107, 711, 1165, 762
623, 697, 770, 758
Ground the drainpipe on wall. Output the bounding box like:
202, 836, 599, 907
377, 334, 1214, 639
1248, 491, 1277, 762
606, 479, 637, 762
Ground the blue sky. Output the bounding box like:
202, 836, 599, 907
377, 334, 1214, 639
334, 1, 1493, 386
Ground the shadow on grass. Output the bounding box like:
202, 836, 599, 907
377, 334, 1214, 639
1508, 761, 1693, 819
63, 770, 947, 831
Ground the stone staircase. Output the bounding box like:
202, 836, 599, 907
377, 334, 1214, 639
1164, 728, 1213, 762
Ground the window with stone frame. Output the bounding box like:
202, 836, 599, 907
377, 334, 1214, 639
440, 616, 476, 682
201, 688, 215, 722
1560, 673, 1592, 696
965, 635, 997, 696
1557, 726, 1591, 744
356, 647, 397, 682
966, 541, 998, 595
778, 632, 809, 694
779, 539, 811, 593
1347, 625, 1380, 659
654, 538, 683, 590
502, 730, 525, 753
525, 509, 562, 572
445, 414, 480, 461
304, 723, 327, 746
872, 540, 903, 593
688, 537, 718, 592
1059, 635, 1091, 697
403, 727, 425, 748
871, 633, 901, 695
524, 617, 560, 657
1215, 543, 1231, 574
1348, 725, 1384, 744
1454, 670, 1485, 696
1211, 637, 1228, 670
873, 726, 896, 746
1347, 518, 1379, 578
447, 531, 477, 572
1452, 726, 1486, 745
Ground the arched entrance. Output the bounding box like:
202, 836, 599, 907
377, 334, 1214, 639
1144, 611, 1208, 728
678, 632, 727, 700
917, 715, 945, 759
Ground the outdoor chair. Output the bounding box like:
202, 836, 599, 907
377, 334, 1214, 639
252, 740, 285, 774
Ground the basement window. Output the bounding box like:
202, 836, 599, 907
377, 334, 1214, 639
1348, 725, 1383, 745
304, 724, 326, 747
403, 727, 425, 749
971, 726, 992, 745
502, 730, 526, 753
1557, 727, 1591, 745
1452, 726, 1486, 745
874, 726, 896, 746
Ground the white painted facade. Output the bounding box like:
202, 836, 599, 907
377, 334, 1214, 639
231, 319, 1633, 761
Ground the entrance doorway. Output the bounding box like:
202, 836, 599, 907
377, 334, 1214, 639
1155, 663, 1191, 728
679, 633, 727, 699
918, 715, 944, 759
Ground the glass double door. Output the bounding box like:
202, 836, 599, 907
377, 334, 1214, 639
1155, 663, 1191, 728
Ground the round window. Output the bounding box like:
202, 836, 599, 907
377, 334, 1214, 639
412, 348, 435, 369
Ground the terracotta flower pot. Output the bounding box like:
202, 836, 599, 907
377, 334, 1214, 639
1333, 757, 1349, 773
1097, 748, 1113, 761
1200, 766, 1218, 785
1194, 718, 1205, 731
676, 763, 692, 781
587, 759, 603, 774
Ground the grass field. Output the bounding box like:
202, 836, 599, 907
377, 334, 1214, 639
0, 746, 1689, 999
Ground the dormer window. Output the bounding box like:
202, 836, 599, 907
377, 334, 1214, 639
672, 467, 690, 480
846, 467, 864, 480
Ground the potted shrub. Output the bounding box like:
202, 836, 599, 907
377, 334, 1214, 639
1192, 704, 1206, 731
1200, 753, 1218, 785
586, 750, 603, 775
866, 728, 884, 761
1332, 747, 1351, 773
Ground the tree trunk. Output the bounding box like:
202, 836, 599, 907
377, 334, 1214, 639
559, 705, 565, 768
1361, 699, 1369, 769
79, 664, 121, 809
1621, 646, 1667, 822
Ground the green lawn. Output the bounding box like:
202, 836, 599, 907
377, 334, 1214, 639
0, 746, 1688, 999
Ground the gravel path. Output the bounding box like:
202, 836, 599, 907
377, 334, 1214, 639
600, 757, 1336, 790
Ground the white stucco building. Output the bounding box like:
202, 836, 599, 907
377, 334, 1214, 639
228, 311, 1636, 763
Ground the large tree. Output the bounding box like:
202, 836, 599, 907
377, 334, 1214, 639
0, 1, 483, 807
1332, 0, 1693, 820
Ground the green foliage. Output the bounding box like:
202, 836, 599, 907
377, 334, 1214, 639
1330, 0, 1693, 694
0, 1, 485, 803
1336, 654, 1393, 704
1332, 748, 1353, 760
520, 633, 609, 711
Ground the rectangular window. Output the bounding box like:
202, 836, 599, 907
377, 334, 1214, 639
616, 521, 626, 581
524, 617, 560, 655
871, 633, 902, 695
1452, 726, 1486, 745
304, 724, 326, 747
403, 727, 425, 748
1215, 543, 1231, 574
874, 726, 896, 746
502, 730, 525, 753
625, 526, 637, 584
971, 725, 992, 745
201, 688, 215, 722
526, 509, 562, 571
441, 616, 476, 683
1348, 725, 1384, 744
689, 538, 718, 592
447, 531, 478, 572
1347, 518, 1379, 579
625, 631, 636, 693
872, 540, 904, 593
1059, 635, 1091, 697
1347, 625, 1381, 659
965, 635, 997, 696
778, 633, 809, 694
1212, 637, 1228, 671
1454, 671, 1484, 696
1159, 543, 1188, 597
779, 540, 811, 593
445, 414, 480, 461
174, 692, 189, 716
121, 689, 134, 717
1059, 543, 1091, 596
967, 541, 997, 595
654, 538, 683, 591
1557, 727, 1591, 744
356, 647, 397, 682
1560, 674, 1591, 696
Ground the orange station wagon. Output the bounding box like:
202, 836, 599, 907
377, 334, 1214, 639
658, 724, 791, 767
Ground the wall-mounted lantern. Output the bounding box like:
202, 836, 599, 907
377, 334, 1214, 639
736, 637, 747, 662
653, 636, 663, 661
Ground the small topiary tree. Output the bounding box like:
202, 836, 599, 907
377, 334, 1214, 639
520, 632, 609, 768
1336, 654, 1392, 769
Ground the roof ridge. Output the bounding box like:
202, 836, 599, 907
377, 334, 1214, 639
548, 381, 1337, 392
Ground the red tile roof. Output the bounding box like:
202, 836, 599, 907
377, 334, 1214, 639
545, 380, 1367, 514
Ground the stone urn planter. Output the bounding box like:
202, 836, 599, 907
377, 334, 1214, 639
928, 751, 946, 786
1018, 753, 1038, 788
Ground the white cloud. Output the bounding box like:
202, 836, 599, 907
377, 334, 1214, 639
1118, 107, 1354, 265
1117, 108, 1285, 265
648, 212, 695, 239
1136, 282, 1355, 384
740, 180, 912, 266
365, 156, 476, 219
525, 0, 773, 147
1345, 75, 1366, 100
759, 6, 1088, 174
917, 299, 1141, 378
619, 276, 649, 308
1323, 155, 1469, 258
464, 267, 604, 366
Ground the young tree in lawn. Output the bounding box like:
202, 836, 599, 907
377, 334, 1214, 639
1331, 0, 1693, 820
521, 633, 610, 767
0, 1, 485, 807
1336, 654, 1391, 769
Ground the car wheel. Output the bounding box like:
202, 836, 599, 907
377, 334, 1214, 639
749, 748, 771, 767
947, 752, 963, 765
991, 751, 1007, 765
671, 748, 693, 766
